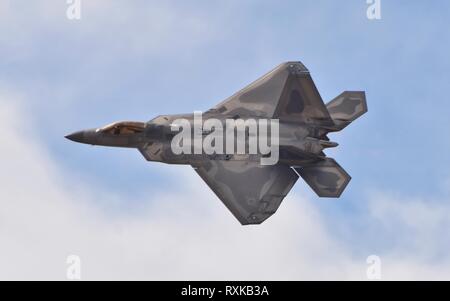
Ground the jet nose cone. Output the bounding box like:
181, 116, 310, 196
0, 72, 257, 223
65, 129, 99, 145
65, 131, 85, 143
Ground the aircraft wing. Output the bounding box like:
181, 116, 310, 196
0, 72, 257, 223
210, 61, 333, 125
193, 160, 298, 225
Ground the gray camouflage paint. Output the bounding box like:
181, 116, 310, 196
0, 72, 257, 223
66, 61, 367, 225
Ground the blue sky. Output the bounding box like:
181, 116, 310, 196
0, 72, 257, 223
1, 1, 450, 280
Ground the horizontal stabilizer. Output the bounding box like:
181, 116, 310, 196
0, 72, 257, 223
294, 158, 351, 198
326, 91, 367, 130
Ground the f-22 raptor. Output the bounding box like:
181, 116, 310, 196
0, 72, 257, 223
66, 61, 367, 225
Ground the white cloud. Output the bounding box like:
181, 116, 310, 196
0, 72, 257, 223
367, 191, 450, 266
1, 92, 450, 280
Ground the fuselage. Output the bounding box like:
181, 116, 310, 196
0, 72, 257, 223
65, 112, 338, 167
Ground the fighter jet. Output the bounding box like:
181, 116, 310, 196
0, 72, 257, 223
66, 61, 367, 225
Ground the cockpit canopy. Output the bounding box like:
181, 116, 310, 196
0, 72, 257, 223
97, 121, 145, 135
